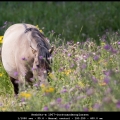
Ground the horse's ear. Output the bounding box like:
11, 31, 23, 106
49, 46, 54, 54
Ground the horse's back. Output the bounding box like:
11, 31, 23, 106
3, 23, 36, 41
2, 23, 36, 78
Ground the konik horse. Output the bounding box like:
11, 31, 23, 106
1, 23, 54, 95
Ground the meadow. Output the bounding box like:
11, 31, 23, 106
0, 29, 120, 111
0, 2, 120, 111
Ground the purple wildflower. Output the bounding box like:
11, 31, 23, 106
81, 64, 87, 69
48, 56, 52, 60
110, 47, 117, 54
105, 88, 111, 94
93, 103, 101, 109
39, 56, 43, 59
32, 67, 37, 71
86, 88, 94, 96
59, 67, 64, 72
33, 83, 39, 87
0, 103, 3, 106
70, 64, 74, 68
61, 88, 67, 93
92, 76, 98, 83
83, 54, 88, 59
14, 72, 18, 76
103, 97, 111, 102
64, 104, 70, 109
104, 76, 110, 84
54, 51, 57, 55
43, 106, 49, 111
45, 38, 50, 42
56, 98, 61, 103
76, 96, 81, 100
103, 70, 111, 76
74, 57, 79, 61
67, 41, 70, 45
20, 98, 25, 102
104, 44, 111, 50
4, 21, 7, 25
83, 107, 88, 111
51, 30, 54, 33
68, 53, 71, 57
116, 101, 120, 108
102, 34, 106, 40
118, 42, 120, 45
29, 78, 34, 82
93, 55, 99, 61
75, 85, 81, 89
22, 57, 26, 61
63, 49, 67, 53
23, 73, 26, 77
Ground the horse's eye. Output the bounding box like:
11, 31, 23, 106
36, 65, 39, 68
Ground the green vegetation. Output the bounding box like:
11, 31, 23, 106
0, 2, 120, 111
0, 30, 120, 111
0, 2, 120, 44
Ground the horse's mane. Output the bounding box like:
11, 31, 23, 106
23, 23, 51, 65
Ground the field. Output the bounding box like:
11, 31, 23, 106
1, 2, 120, 44
0, 2, 120, 111
0, 30, 120, 111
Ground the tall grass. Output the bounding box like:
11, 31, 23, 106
0, 2, 120, 44
0, 30, 120, 111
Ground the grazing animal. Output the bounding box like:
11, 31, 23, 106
1, 23, 54, 95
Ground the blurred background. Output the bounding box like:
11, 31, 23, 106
0, 1, 120, 44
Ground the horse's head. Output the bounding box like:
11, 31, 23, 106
26, 27, 54, 85
32, 45, 54, 85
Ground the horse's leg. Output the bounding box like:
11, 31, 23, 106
10, 76, 19, 95
25, 71, 33, 88
18, 75, 26, 93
